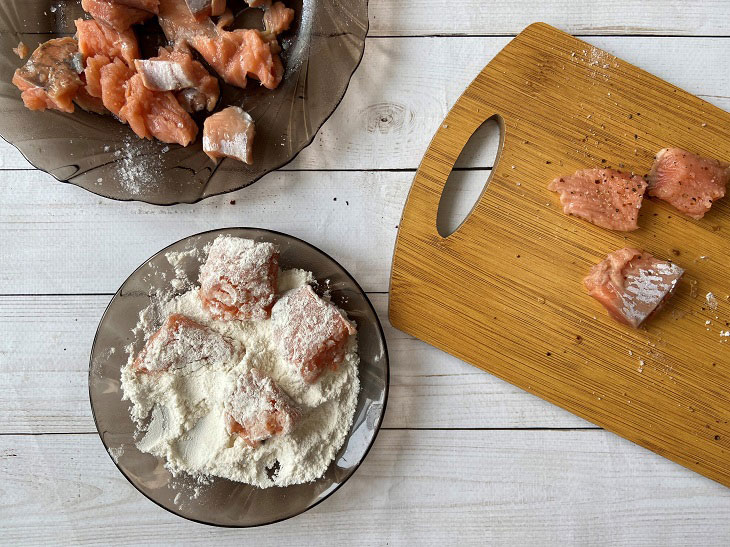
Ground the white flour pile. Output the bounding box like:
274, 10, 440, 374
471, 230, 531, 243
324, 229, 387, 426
121, 256, 360, 489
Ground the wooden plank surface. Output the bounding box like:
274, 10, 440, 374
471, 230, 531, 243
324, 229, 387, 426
2, 37, 730, 171
0, 294, 586, 434
369, 0, 730, 36
3, 431, 730, 545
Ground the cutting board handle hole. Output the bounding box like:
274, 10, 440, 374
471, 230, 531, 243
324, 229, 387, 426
436, 115, 503, 237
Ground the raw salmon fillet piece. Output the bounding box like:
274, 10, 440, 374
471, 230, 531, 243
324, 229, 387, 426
81, 0, 153, 32
584, 248, 684, 328
199, 235, 279, 320
135, 46, 219, 112
12, 38, 84, 113
225, 368, 302, 447
119, 73, 199, 145
84, 54, 110, 98
159, 0, 284, 89
647, 148, 730, 220
548, 168, 647, 231
133, 313, 242, 373
271, 285, 357, 384
75, 18, 140, 66
100, 56, 135, 116
203, 106, 255, 164
263, 2, 294, 35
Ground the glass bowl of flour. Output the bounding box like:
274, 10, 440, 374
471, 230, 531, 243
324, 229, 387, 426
88, 228, 389, 527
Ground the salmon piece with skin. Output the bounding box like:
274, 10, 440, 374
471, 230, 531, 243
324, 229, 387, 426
225, 368, 302, 448
135, 46, 219, 112
75, 18, 140, 66
119, 73, 199, 146
271, 285, 357, 384
203, 106, 255, 164
81, 0, 154, 32
159, 0, 284, 89
647, 148, 730, 220
584, 248, 684, 328
199, 236, 279, 320
133, 313, 242, 373
548, 168, 647, 231
263, 2, 294, 35
12, 38, 84, 113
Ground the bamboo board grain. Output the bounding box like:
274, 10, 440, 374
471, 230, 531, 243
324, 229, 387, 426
389, 23, 730, 486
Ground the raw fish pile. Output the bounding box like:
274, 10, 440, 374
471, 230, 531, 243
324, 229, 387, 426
12, 0, 296, 164
548, 148, 730, 327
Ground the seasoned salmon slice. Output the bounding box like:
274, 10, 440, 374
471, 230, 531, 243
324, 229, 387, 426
75, 18, 140, 66
159, 0, 284, 89
12, 38, 84, 113
116, 0, 160, 11
647, 148, 730, 220
225, 368, 302, 448
133, 313, 242, 373
81, 0, 153, 32
119, 73, 199, 146
263, 2, 294, 35
271, 285, 357, 384
203, 106, 255, 164
199, 236, 279, 320
584, 248, 684, 328
548, 168, 647, 231
135, 47, 219, 112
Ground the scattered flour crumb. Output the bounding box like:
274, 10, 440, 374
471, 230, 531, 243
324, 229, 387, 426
706, 292, 718, 310
108, 446, 124, 463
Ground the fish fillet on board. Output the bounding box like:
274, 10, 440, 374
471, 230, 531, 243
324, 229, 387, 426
584, 248, 684, 328
647, 147, 730, 219
548, 168, 647, 231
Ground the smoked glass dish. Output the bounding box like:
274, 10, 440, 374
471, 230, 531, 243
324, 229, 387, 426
88, 228, 389, 527
0, 1, 368, 204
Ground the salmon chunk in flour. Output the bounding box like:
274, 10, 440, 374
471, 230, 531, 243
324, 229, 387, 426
199, 236, 280, 321
225, 368, 302, 448
271, 285, 357, 384
133, 313, 242, 373
584, 248, 684, 328
549, 168, 648, 231
647, 147, 730, 220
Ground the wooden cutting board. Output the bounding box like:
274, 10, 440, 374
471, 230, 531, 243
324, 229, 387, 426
389, 23, 730, 486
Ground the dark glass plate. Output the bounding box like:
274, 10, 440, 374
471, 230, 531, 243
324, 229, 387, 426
88, 228, 389, 527
0, 1, 367, 204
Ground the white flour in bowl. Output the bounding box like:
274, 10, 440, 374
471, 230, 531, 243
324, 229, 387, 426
121, 266, 360, 489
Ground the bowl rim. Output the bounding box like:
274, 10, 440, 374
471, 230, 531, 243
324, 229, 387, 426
87, 226, 390, 527
1, 0, 370, 206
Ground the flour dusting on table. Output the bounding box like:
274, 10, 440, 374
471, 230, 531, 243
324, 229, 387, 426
121, 254, 360, 489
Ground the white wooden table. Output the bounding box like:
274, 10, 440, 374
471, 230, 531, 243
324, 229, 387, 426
3, 2, 730, 544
